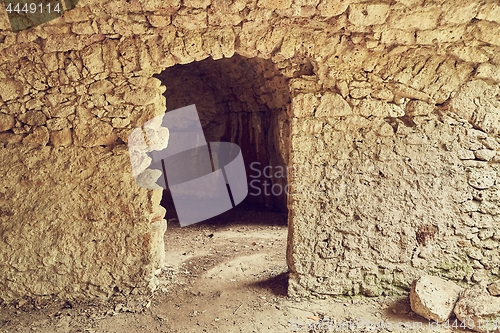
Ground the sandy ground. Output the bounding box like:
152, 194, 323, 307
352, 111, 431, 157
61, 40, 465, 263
0, 202, 472, 333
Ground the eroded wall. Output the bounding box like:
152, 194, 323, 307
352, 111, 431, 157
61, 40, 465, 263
0, 146, 165, 300
0, 0, 499, 301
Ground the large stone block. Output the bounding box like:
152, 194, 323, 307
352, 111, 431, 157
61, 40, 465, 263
22, 126, 49, 147
50, 128, 73, 147
450, 80, 500, 135
410, 275, 462, 323
1, 0, 500, 303
476, 63, 500, 83
475, 20, 500, 46
257, 0, 292, 10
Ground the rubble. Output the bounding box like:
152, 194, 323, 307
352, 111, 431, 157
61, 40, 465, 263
409, 275, 462, 323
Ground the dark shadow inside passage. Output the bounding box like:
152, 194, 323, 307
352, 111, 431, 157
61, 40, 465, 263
153, 54, 291, 227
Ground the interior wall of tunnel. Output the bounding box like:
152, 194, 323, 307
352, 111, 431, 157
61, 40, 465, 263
154, 54, 292, 213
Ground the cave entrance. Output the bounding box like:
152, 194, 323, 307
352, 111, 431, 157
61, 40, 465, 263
152, 54, 292, 300
154, 54, 291, 228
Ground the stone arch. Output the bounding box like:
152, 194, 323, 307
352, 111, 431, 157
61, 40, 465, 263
2, 0, 500, 304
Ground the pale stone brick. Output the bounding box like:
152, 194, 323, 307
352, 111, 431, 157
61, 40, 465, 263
0, 113, 15, 131
348, 3, 390, 27
410, 275, 462, 323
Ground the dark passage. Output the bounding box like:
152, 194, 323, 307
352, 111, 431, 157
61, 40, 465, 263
153, 54, 292, 226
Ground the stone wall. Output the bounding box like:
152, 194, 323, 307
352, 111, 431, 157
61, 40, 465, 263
0, 0, 499, 301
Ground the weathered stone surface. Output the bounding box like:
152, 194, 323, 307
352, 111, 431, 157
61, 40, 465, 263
72, 22, 96, 35
0, 80, 24, 101
377, 122, 394, 137
136, 169, 163, 189
474, 149, 496, 162
468, 169, 497, 190
111, 117, 130, 128
458, 149, 476, 160
0, 132, 24, 145
51, 105, 76, 118
389, 6, 441, 31
74, 118, 117, 147
348, 3, 390, 26
257, 0, 292, 10
315, 93, 352, 117
450, 46, 490, 63
0, 145, 163, 301
441, 2, 478, 25
184, 0, 210, 8
371, 88, 394, 101
0, 113, 15, 131
89, 80, 115, 95
450, 80, 500, 135
147, 15, 171, 27
489, 280, 500, 296
416, 26, 465, 45
81, 44, 105, 75
43, 35, 81, 52
476, 63, 500, 83
292, 93, 319, 118
381, 29, 415, 45
129, 144, 153, 178
410, 276, 462, 323
172, 10, 207, 30
22, 126, 49, 147
143, 121, 169, 152
63, 7, 91, 23
317, 0, 349, 17
357, 98, 393, 117
18, 110, 47, 126
454, 285, 500, 333
140, 0, 180, 11
50, 128, 73, 147
475, 20, 500, 46
1, 0, 500, 304
477, 3, 500, 24
482, 137, 500, 150
123, 87, 159, 105
405, 100, 434, 116
150, 218, 167, 274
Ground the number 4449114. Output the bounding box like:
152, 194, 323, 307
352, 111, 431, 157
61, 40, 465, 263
5, 2, 61, 14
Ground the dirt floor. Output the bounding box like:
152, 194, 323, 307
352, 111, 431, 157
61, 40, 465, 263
0, 201, 472, 333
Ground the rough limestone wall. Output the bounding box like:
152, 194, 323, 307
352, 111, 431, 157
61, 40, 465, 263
285, 3, 500, 296
155, 54, 291, 210
1, 0, 500, 301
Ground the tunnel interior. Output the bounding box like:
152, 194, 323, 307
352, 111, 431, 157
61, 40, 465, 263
153, 54, 292, 225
